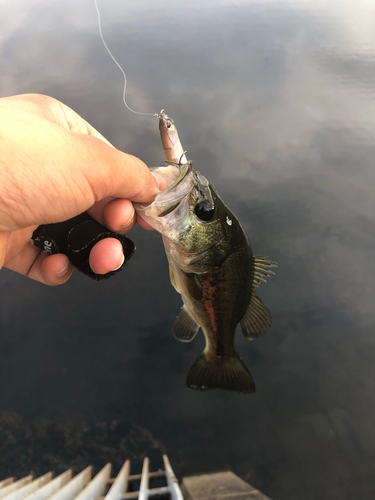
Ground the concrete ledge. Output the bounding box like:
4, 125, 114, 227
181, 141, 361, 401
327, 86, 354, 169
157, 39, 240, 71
181, 471, 272, 500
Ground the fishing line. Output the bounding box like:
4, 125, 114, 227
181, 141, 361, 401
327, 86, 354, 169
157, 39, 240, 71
93, 0, 158, 118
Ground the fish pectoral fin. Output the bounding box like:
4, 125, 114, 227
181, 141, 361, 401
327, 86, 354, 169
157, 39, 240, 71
173, 307, 200, 342
185, 273, 203, 301
186, 351, 255, 394
169, 265, 180, 293
252, 256, 277, 288
240, 293, 272, 340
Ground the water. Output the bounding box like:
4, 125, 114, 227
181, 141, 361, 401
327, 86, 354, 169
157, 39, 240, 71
0, 0, 375, 498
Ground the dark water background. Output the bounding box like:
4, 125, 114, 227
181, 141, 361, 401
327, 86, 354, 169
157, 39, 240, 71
1, 1, 375, 498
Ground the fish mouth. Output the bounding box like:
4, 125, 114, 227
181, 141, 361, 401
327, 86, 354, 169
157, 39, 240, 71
134, 162, 194, 219
134, 161, 214, 245
155, 162, 192, 199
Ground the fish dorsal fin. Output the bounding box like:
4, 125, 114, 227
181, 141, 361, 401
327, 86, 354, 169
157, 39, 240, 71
252, 256, 277, 288
173, 307, 200, 342
240, 293, 272, 340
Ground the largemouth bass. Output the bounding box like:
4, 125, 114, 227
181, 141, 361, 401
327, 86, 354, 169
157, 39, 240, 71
134, 111, 276, 393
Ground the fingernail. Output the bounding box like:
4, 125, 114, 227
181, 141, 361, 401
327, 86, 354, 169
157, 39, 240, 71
152, 172, 167, 191
113, 251, 125, 271
111, 240, 125, 271
55, 262, 70, 277
120, 213, 136, 231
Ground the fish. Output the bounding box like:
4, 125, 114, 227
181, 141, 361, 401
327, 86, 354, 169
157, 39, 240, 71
134, 110, 276, 393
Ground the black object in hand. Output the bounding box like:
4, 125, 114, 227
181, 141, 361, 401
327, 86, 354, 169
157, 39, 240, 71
32, 213, 135, 280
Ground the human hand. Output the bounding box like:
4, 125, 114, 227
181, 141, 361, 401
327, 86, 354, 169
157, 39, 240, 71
0, 94, 166, 285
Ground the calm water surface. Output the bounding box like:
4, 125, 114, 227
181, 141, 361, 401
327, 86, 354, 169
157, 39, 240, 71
0, 1, 375, 499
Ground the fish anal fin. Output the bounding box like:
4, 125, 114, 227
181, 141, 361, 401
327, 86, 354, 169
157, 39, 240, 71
173, 307, 200, 342
240, 293, 272, 340
252, 256, 277, 288
186, 351, 255, 394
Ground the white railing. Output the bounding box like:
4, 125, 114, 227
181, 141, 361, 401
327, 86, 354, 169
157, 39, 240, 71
0, 455, 182, 500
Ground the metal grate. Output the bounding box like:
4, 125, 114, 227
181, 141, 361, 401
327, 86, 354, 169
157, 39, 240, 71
0, 455, 183, 500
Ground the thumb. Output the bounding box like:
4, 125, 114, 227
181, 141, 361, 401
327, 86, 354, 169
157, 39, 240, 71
77, 134, 167, 203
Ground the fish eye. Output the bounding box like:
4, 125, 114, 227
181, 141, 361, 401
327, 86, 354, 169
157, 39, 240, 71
195, 200, 215, 221
166, 120, 172, 129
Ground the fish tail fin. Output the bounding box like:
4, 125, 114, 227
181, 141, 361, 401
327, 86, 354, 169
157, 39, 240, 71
186, 351, 255, 394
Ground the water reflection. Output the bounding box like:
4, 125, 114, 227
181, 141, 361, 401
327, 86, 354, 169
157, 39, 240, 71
0, 0, 375, 499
